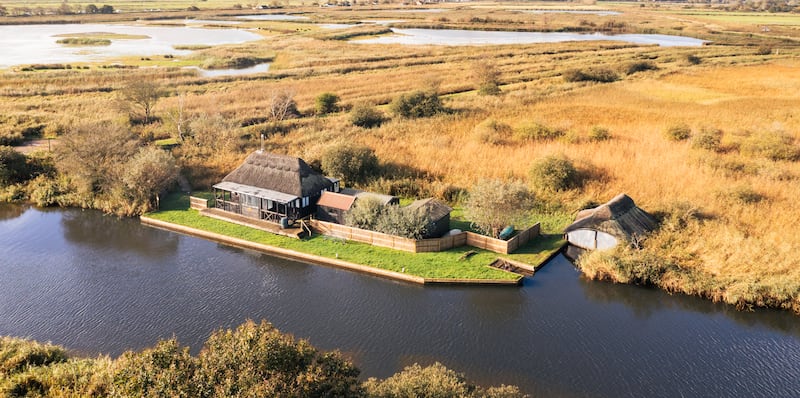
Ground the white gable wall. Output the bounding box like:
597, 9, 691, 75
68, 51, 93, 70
566, 229, 618, 250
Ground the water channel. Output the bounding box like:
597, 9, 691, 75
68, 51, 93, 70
1, 204, 799, 397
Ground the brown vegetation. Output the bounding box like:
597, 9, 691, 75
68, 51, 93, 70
1, 3, 800, 311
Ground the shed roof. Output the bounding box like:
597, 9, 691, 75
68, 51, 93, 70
213, 181, 298, 203
317, 191, 357, 211
564, 193, 657, 241
340, 188, 398, 205
406, 198, 452, 222
219, 151, 332, 198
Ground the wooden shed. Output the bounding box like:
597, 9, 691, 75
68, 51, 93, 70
564, 193, 657, 250
406, 198, 452, 239
316, 191, 357, 224
213, 151, 337, 223
339, 188, 399, 206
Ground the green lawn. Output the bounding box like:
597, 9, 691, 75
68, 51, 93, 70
146, 194, 548, 281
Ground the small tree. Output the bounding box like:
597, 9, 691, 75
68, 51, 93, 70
474, 61, 501, 96
122, 146, 179, 210
350, 103, 384, 128
529, 155, 579, 192
0, 146, 28, 186
464, 180, 533, 238
375, 204, 428, 239
315, 92, 340, 115
321, 144, 379, 185
267, 88, 298, 122
120, 80, 163, 124
345, 196, 384, 230
390, 90, 445, 118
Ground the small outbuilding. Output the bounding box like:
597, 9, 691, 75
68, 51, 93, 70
339, 188, 399, 206
316, 191, 357, 224
564, 193, 657, 250
213, 151, 338, 223
406, 198, 452, 239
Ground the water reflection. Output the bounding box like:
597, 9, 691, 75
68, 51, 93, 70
61, 209, 178, 259
0, 203, 27, 221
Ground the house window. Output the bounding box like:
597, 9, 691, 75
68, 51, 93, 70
302, 197, 309, 207
242, 194, 259, 207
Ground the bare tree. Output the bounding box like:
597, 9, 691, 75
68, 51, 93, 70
166, 92, 192, 141
267, 88, 298, 122
120, 80, 164, 124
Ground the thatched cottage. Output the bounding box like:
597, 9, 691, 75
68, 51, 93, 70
213, 151, 339, 224
564, 193, 657, 250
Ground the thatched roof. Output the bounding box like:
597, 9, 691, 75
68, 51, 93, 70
564, 194, 657, 240
220, 151, 332, 198
406, 198, 452, 222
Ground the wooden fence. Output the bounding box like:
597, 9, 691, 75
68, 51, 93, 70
465, 223, 540, 254
309, 220, 467, 253
190, 196, 211, 210
309, 220, 540, 254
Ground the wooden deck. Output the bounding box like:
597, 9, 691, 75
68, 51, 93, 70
200, 208, 305, 239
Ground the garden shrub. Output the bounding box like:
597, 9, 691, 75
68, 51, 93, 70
315, 92, 340, 115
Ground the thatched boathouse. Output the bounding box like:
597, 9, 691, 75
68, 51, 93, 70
213, 151, 339, 224
564, 193, 657, 250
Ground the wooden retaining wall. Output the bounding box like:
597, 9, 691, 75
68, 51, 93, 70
190, 196, 210, 210
465, 223, 541, 254
139, 217, 519, 286
309, 219, 466, 253
309, 220, 540, 255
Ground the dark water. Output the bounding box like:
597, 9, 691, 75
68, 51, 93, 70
1, 205, 799, 397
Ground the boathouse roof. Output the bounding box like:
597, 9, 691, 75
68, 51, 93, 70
215, 151, 332, 199
564, 193, 657, 241
317, 191, 357, 211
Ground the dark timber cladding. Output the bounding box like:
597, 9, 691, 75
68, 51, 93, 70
213, 151, 337, 223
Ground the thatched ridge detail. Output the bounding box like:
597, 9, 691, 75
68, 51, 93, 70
221, 151, 332, 198
564, 193, 657, 241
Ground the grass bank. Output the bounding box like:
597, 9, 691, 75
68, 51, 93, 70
146, 194, 526, 282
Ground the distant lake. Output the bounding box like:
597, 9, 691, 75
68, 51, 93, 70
185, 63, 270, 78
519, 9, 622, 16
1, 204, 800, 397
0, 23, 262, 68
235, 14, 309, 21
356, 28, 705, 47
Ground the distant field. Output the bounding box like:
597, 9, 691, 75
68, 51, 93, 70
0, 1, 251, 11
670, 11, 800, 26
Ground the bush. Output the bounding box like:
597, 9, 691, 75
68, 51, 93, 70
622, 61, 658, 75
0, 336, 68, 375
740, 130, 800, 161
719, 186, 765, 205
474, 119, 512, 145
755, 46, 772, 55
563, 67, 618, 83
685, 54, 701, 65
350, 103, 384, 128
315, 92, 340, 115
529, 155, 580, 192
321, 144, 380, 185
375, 204, 428, 239
363, 362, 525, 398
345, 196, 384, 230
588, 126, 611, 142
464, 180, 533, 238
692, 128, 723, 151
390, 90, 445, 118
0, 146, 28, 186
513, 122, 564, 142
664, 123, 692, 141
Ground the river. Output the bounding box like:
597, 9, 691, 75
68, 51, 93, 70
1, 205, 799, 397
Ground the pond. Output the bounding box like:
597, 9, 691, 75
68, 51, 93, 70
184, 63, 271, 78
235, 14, 309, 21
1, 204, 799, 397
356, 28, 706, 47
0, 23, 263, 68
